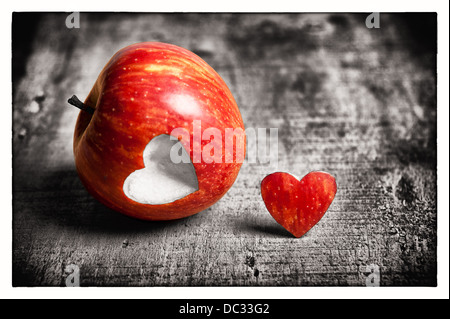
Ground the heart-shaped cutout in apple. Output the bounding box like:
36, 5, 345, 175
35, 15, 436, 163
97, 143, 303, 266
261, 171, 337, 238
123, 134, 198, 205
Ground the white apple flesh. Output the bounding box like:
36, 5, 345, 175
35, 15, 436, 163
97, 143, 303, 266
122, 134, 199, 205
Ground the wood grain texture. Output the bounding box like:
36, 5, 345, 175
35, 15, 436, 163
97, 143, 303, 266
12, 13, 437, 286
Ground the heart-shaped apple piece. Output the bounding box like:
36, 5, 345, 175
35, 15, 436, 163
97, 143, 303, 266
261, 171, 337, 238
123, 134, 199, 205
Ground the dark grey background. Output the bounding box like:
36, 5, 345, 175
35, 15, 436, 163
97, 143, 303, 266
12, 13, 437, 286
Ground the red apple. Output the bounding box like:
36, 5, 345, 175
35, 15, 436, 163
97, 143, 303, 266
70, 42, 246, 221
260, 171, 337, 238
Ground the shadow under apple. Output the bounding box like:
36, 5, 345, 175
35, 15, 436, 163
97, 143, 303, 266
14, 167, 205, 237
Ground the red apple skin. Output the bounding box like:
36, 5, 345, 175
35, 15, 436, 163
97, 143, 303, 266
73, 42, 246, 221
260, 172, 337, 238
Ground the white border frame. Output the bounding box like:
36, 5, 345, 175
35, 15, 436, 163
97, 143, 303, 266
1, 0, 448, 300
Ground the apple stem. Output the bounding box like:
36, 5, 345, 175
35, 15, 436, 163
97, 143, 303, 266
67, 95, 95, 114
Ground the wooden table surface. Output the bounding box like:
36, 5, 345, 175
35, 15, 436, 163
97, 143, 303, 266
12, 13, 437, 287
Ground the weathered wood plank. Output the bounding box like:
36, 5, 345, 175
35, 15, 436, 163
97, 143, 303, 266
12, 13, 437, 286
